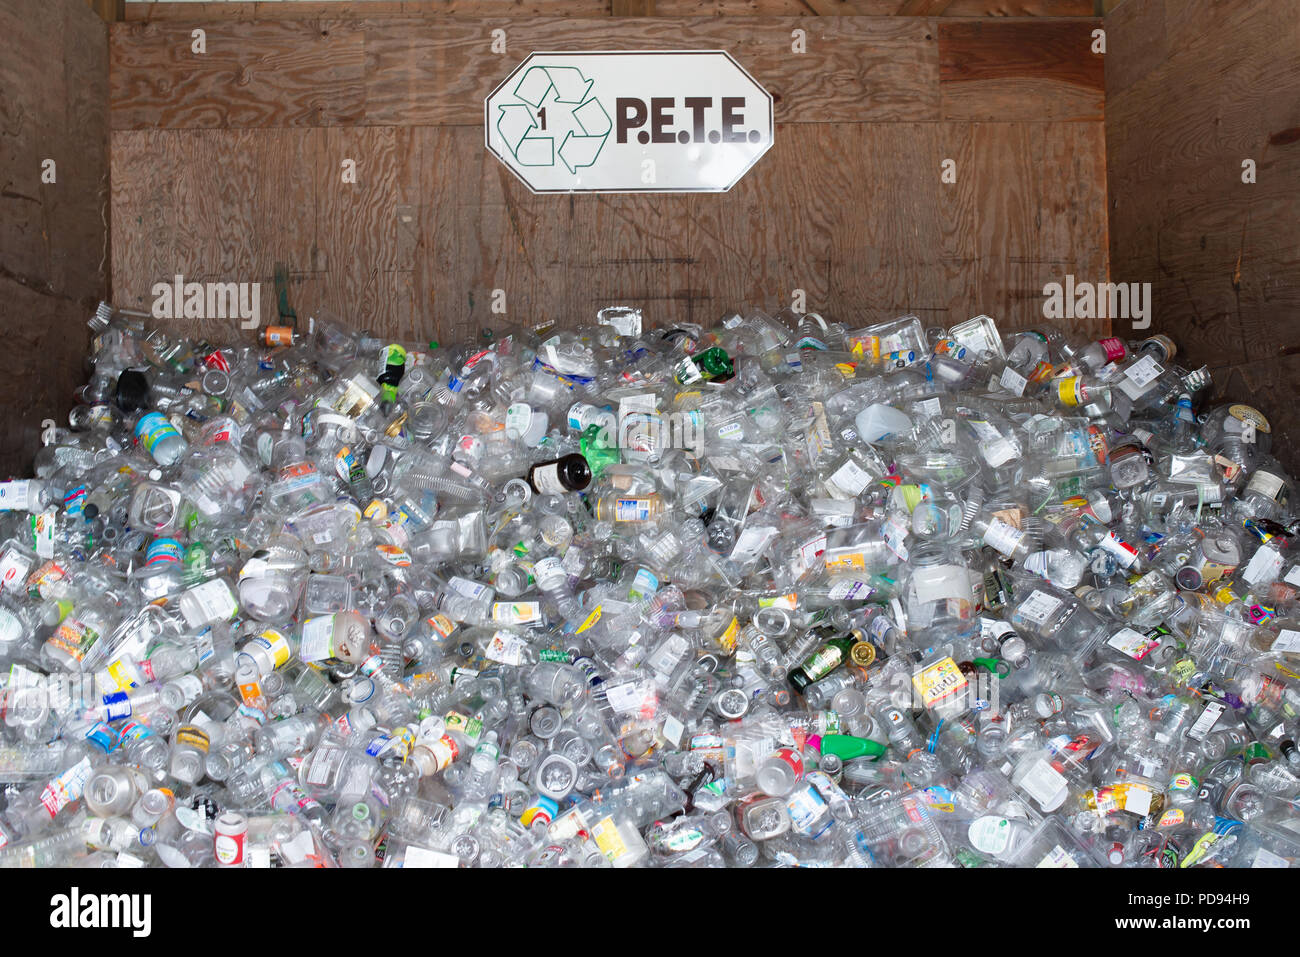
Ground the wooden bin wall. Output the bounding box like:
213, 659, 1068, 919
0, 0, 110, 474
1105, 0, 1300, 470
105, 8, 1109, 346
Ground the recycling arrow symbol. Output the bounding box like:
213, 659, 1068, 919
495, 65, 611, 173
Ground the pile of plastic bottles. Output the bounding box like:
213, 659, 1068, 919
0, 302, 1297, 869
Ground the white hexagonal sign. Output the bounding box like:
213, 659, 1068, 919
485, 50, 774, 194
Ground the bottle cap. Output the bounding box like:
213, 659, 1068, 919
849, 641, 876, 668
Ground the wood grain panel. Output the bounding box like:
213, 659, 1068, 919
108, 16, 1135, 129
110, 19, 367, 129
361, 17, 941, 127
111, 129, 319, 340
121, 0, 1096, 19
0, 0, 109, 475
1106, 0, 1300, 471
938, 18, 1103, 121
113, 118, 1109, 345
107, 14, 1111, 361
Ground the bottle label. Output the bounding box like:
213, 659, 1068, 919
1056, 376, 1087, 407
146, 537, 183, 566
1186, 701, 1227, 741
629, 567, 660, 601
531, 463, 566, 495
1037, 844, 1080, 868
912, 656, 968, 708
485, 631, 529, 665
1107, 627, 1160, 661
26, 561, 67, 601
1228, 404, 1270, 434
119, 720, 153, 742
0, 481, 32, 512
215, 830, 245, 866
609, 498, 649, 522
448, 577, 487, 599
1247, 470, 1287, 504
1122, 355, 1163, 392
0, 548, 34, 593
444, 710, 483, 744
567, 402, 594, 431
1098, 531, 1139, 568
982, 518, 1025, 557
39, 757, 93, 818
31, 512, 55, 559
176, 725, 212, 753
492, 601, 541, 625
591, 816, 631, 863
299, 616, 336, 663
187, 579, 238, 624
801, 646, 844, 683
829, 460, 873, 496
247, 630, 291, 670
1099, 337, 1127, 362
715, 617, 740, 654
47, 616, 100, 663
134, 412, 181, 455
1017, 590, 1063, 625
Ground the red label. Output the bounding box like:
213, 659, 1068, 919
1100, 337, 1127, 362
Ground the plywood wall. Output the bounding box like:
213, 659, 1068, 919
0, 0, 110, 475
1106, 0, 1300, 469
109, 15, 1108, 346
120, 1, 1100, 21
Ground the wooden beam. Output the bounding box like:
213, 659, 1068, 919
86, 0, 124, 22
894, 0, 952, 15
121, 0, 1096, 19
937, 18, 1104, 120
110, 16, 1105, 130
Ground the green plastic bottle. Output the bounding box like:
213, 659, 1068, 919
579, 424, 620, 479
819, 733, 888, 761
674, 347, 734, 385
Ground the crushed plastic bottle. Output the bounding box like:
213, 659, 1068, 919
0, 302, 1297, 868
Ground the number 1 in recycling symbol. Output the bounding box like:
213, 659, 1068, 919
495, 65, 611, 172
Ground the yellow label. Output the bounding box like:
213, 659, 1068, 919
176, 727, 211, 753
261, 630, 292, 669
912, 657, 968, 708
716, 617, 740, 654
849, 336, 880, 360
493, 601, 541, 624
825, 551, 866, 571
1057, 376, 1085, 407
575, 605, 602, 634
1275, 661, 1300, 681
592, 816, 629, 862
106, 659, 138, 691
1228, 404, 1270, 433
427, 613, 456, 638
